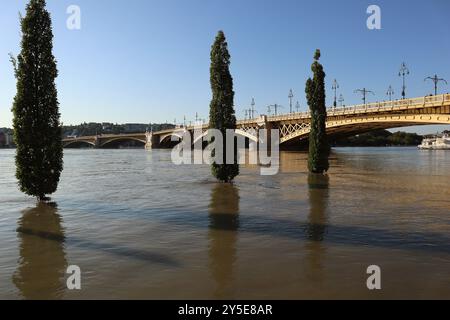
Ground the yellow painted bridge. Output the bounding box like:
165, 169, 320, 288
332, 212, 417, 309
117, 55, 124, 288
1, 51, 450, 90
63, 94, 450, 148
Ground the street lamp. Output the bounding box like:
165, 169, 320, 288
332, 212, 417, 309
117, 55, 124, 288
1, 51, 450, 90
288, 89, 294, 113
399, 62, 410, 99
250, 98, 256, 119
354, 88, 375, 104
386, 85, 394, 101
266, 104, 283, 116
424, 74, 448, 96
332, 79, 339, 108
338, 94, 345, 107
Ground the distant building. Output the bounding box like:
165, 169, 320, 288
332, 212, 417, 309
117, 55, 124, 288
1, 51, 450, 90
124, 123, 147, 133
102, 122, 113, 133
0, 132, 5, 147
0, 131, 13, 147
5, 132, 13, 146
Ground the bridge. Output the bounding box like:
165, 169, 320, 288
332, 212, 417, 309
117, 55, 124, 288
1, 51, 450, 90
63, 133, 148, 148
63, 94, 450, 149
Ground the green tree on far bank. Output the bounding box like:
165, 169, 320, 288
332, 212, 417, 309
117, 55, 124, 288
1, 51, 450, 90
332, 130, 423, 147
11, 0, 63, 201
305, 50, 329, 174
208, 31, 239, 183
388, 131, 422, 146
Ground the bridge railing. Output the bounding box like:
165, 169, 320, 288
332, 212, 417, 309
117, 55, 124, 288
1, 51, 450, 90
266, 94, 450, 122
161, 94, 450, 130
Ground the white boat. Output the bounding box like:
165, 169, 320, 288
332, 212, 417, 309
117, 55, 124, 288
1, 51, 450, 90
418, 134, 450, 150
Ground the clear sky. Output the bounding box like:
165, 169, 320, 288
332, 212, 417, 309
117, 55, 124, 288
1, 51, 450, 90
1, 0, 449, 134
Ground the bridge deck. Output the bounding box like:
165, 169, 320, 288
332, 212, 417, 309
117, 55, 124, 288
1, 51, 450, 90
63, 94, 450, 146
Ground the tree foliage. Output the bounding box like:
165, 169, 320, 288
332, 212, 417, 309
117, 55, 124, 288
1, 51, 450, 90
209, 31, 239, 182
334, 130, 423, 147
11, 0, 63, 200
305, 49, 330, 174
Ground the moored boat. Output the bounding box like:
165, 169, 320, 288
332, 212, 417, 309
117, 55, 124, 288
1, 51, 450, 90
418, 134, 450, 150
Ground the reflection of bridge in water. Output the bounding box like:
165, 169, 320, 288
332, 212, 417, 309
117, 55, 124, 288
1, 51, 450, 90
63, 94, 450, 149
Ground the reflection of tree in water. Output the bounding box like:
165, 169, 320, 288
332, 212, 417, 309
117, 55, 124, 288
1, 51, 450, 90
208, 183, 240, 299
13, 202, 67, 300
306, 174, 329, 241
304, 174, 329, 283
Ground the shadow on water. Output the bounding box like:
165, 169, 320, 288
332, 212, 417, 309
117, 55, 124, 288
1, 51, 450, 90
304, 174, 330, 283
208, 183, 240, 299
13, 202, 67, 300
159, 187, 450, 255
66, 237, 180, 267
14, 202, 180, 299
63, 193, 450, 255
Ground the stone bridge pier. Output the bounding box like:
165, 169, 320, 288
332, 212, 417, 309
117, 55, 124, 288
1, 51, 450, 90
145, 132, 160, 150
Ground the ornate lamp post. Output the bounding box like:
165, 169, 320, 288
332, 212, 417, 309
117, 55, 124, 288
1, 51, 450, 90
332, 79, 339, 108
288, 90, 294, 114
386, 85, 394, 101
425, 74, 447, 96
266, 104, 283, 116
338, 94, 345, 107
250, 98, 256, 119
354, 88, 375, 105
399, 62, 410, 99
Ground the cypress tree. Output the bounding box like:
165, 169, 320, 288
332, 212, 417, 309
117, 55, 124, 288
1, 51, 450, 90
11, 0, 63, 201
209, 31, 239, 182
305, 49, 329, 174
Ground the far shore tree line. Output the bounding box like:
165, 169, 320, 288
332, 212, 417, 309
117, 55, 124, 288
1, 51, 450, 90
6, 0, 442, 201
332, 130, 423, 147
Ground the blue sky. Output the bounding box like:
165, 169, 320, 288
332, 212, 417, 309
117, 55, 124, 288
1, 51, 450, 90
1, 0, 449, 134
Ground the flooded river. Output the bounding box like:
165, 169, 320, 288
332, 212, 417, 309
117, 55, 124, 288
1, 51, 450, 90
0, 147, 449, 299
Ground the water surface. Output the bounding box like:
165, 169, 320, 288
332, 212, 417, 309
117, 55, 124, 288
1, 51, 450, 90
0, 147, 449, 299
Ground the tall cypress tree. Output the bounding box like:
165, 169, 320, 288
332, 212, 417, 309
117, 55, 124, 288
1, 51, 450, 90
305, 49, 329, 174
11, 0, 63, 201
209, 31, 239, 182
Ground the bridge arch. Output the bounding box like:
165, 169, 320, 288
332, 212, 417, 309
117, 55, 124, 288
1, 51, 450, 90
63, 140, 96, 148
235, 129, 258, 143
280, 114, 450, 144
159, 132, 184, 143
191, 129, 258, 145
159, 132, 185, 148
100, 137, 146, 148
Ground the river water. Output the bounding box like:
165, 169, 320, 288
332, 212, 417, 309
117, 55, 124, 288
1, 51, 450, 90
0, 147, 449, 299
